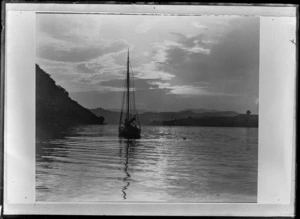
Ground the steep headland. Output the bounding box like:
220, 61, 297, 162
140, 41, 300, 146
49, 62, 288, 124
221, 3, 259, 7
36, 64, 104, 140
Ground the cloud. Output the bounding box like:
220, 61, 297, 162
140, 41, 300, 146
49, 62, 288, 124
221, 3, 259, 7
134, 65, 175, 81
168, 85, 211, 96
37, 39, 128, 63
149, 82, 209, 96
147, 81, 238, 97
91, 76, 229, 97
156, 18, 259, 95
36, 14, 259, 113
158, 46, 214, 85
72, 77, 168, 95
96, 86, 124, 92
192, 22, 207, 29
76, 63, 101, 74
131, 48, 176, 80
209, 18, 260, 80
98, 78, 158, 90
170, 33, 212, 54
37, 14, 104, 44
37, 14, 131, 63
135, 17, 160, 34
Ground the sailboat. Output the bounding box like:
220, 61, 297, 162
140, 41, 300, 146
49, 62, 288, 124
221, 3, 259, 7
118, 49, 141, 139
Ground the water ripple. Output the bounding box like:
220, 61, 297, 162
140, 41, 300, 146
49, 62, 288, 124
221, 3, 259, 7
36, 125, 258, 203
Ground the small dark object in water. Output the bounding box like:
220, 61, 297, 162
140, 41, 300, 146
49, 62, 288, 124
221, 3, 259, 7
183, 137, 186, 140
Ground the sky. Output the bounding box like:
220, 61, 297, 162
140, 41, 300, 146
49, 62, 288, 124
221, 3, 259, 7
36, 14, 259, 113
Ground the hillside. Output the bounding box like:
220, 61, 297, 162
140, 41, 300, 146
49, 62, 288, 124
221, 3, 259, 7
36, 65, 104, 140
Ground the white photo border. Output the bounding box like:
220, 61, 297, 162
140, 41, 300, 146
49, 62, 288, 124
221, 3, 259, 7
3, 3, 297, 216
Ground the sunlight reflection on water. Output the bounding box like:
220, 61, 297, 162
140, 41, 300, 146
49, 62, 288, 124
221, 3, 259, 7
36, 125, 258, 202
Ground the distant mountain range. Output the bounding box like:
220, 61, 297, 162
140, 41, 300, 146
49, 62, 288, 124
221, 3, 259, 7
106, 108, 150, 113
90, 107, 252, 126
106, 108, 232, 114
106, 108, 221, 114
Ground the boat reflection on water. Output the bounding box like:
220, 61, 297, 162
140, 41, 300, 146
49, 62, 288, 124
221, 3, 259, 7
119, 139, 135, 200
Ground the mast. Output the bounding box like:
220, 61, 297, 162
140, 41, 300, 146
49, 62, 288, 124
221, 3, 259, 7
127, 49, 130, 120
118, 48, 141, 139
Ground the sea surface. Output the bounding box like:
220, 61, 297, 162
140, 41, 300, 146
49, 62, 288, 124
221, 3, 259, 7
36, 125, 258, 203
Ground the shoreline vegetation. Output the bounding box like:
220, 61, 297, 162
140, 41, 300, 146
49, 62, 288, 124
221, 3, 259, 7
36, 65, 258, 140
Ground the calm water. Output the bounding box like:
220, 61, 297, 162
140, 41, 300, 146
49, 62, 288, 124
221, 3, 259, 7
36, 125, 258, 203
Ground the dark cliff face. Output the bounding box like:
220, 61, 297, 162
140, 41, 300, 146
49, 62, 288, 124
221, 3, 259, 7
36, 64, 103, 139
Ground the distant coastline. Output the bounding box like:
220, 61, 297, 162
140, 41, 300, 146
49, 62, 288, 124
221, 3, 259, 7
90, 107, 258, 128
150, 114, 258, 128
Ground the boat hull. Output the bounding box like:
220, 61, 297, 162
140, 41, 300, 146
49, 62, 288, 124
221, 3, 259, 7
118, 126, 141, 139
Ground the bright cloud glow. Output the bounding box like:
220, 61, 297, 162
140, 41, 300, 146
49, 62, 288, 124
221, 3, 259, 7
192, 22, 207, 29
135, 17, 161, 34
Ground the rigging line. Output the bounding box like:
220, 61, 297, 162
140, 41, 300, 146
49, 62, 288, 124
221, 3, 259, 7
130, 68, 134, 116
130, 60, 135, 119
119, 72, 127, 125
127, 72, 132, 120
128, 59, 132, 119
129, 63, 135, 115
130, 65, 138, 114
129, 62, 137, 115
129, 62, 140, 127
132, 68, 139, 126
119, 88, 125, 125
127, 50, 131, 120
